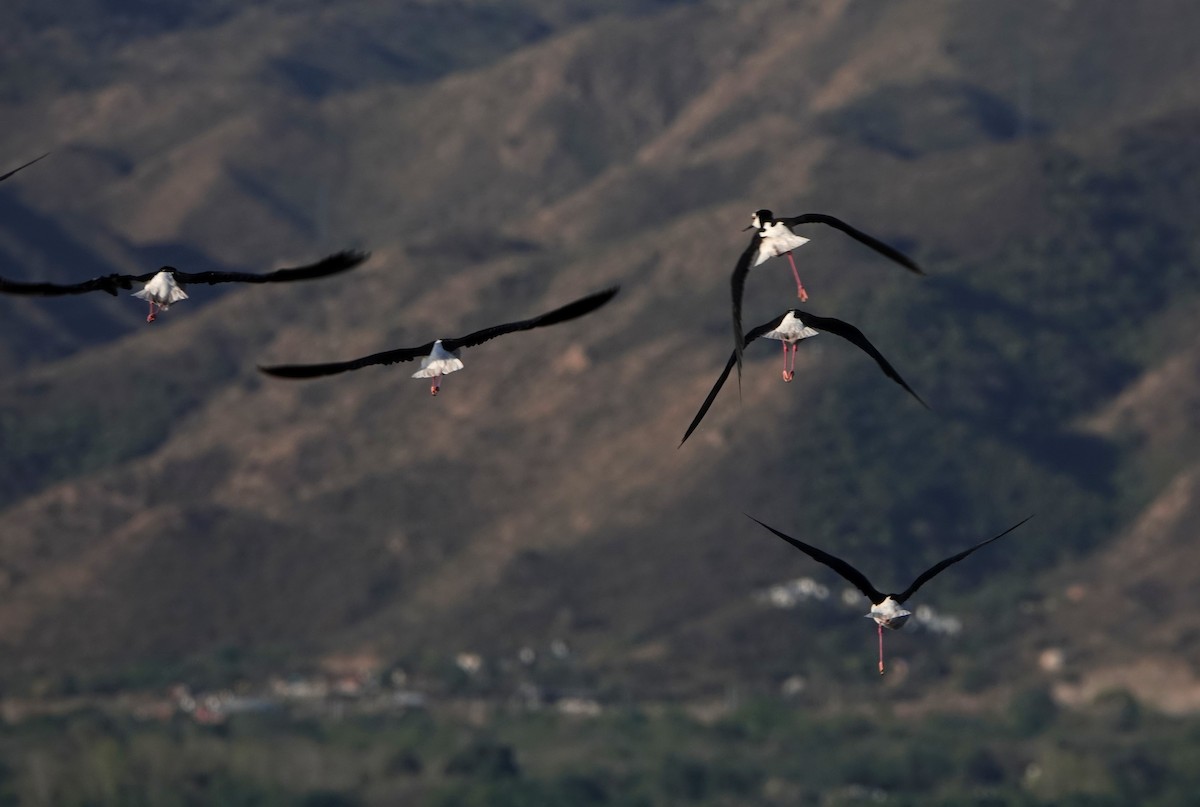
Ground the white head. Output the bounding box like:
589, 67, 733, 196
865, 596, 912, 630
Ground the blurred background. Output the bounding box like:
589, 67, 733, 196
2, 0, 1200, 803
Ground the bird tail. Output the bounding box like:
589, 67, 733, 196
133, 285, 189, 306
412, 357, 465, 378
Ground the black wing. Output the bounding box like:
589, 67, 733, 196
895, 515, 1034, 603
442, 286, 619, 351
139, 250, 369, 285
747, 515, 886, 604
791, 309, 928, 409
777, 213, 923, 274
258, 341, 437, 379
729, 232, 762, 382
0, 273, 133, 297
0, 153, 48, 183
259, 286, 617, 380
679, 315, 784, 446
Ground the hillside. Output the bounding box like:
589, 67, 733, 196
1, 0, 1200, 739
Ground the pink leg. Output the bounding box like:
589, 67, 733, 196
781, 341, 792, 382
146, 301, 157, 323
430, 373, 441, 396
790, 344, 799, 376
786, 253, 808, 302
878, 623, 885, 676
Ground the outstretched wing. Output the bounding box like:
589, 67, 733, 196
442, 286, 619, 351
144, 250, 369, 285
0, 273, 132, 297
259, 285, 617, 380
896, 515, 1034, 603
777, 213, 923, 274
747, 515, 886, 604
0, 153, 48, 183
791, 310, 928, 409
258, 341, 437, 379
729, 232, 762, 382
679, 315, 784, 446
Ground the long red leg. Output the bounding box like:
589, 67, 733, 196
146, 301, 157, 323
790, 343, 799, 375
781, 341, 790, 381
878, 623, 885, 675
786, 253, 808, 302
430, 373, 441, 396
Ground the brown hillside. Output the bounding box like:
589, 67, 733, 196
2, 0, 1200, 707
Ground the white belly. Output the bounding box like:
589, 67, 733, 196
753, 224, 810, 267
412, 340, 465, 378
133, 271, 189, 307
764, 311, 819, 344
867, 597, 912, 630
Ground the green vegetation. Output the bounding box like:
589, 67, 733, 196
3, 691, 1200, 806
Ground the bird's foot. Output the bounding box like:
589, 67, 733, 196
430, 385, 440, 396
796, 286, 809, 302
781, 370, 794, 382
146, 312, 157, 323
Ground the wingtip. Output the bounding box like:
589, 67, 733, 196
595, 284, 621, 302
337, 249, 372, 266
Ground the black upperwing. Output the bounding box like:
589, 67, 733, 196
258, 341, 437, 379
790, 309, 929, 409
679, 315, 784, 447
441, 286, 619, 351
728, 232, 762, 383
0, 153, 48, 183
140, 250, 370, 286
778, 213, 923, 274
259, 286, 618, 380
747, 515, 886, 605
895, 515, 1034, 603
680, 308, 927, 446
0, 273, 132, 297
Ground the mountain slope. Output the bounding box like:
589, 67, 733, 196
1, 0, 1200, 707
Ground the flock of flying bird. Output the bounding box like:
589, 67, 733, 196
0, 153, 1030, 676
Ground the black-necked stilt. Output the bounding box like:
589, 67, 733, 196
680, 308, 926, 446
0, 250, 369, 322
747, 515, 1033, 674
259, 286, 619, 395
0, 153, 48, 183
731, 210, 922, 377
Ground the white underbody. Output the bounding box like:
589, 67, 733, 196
133, 271, 189, 308
412, 340, 465, 378
866, 596, 912, 630
764, 311, 819, 344
753, 222, 810, 267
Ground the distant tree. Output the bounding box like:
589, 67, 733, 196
1009, 686, 1058, 736
443, 742, 521, 780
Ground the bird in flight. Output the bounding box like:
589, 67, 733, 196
731, 210, 922, 379
259, 286, 619, 396
0, 250, 369, 322
747, 514, 1033, 674
0, 153, 48, 184
679, 308, 926, 446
